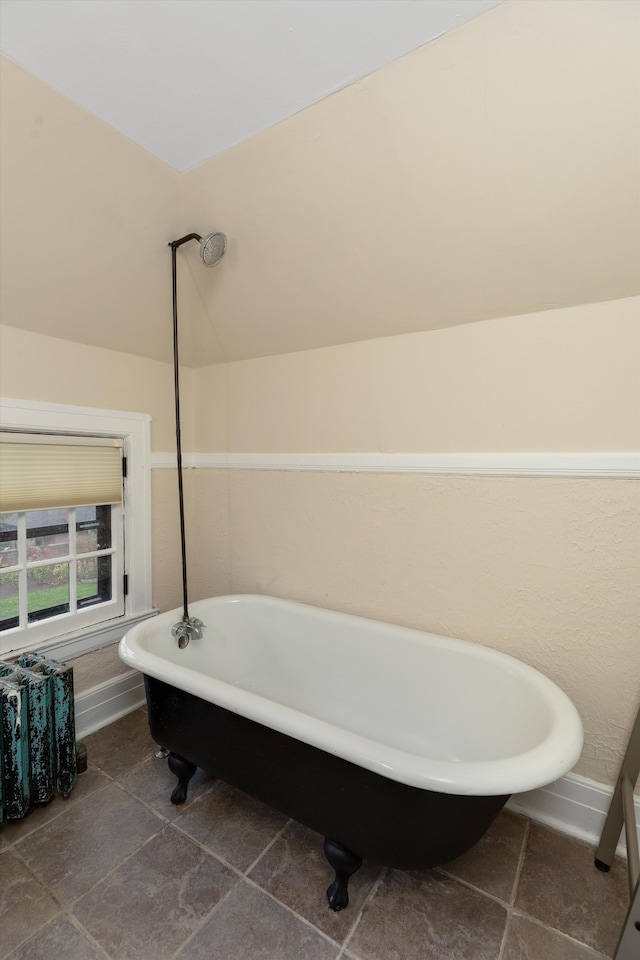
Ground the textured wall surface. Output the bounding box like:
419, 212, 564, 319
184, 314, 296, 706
218, 469, 639, 787
152, 468, 231, 614
151, 469, 185, 616
187, 468, 232, 604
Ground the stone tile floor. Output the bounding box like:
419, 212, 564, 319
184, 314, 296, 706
0, 708, 629, 960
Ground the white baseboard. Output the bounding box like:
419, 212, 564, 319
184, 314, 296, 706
74, 673, 637, 859
74, 670, 145, 740
508, 772, 639, 859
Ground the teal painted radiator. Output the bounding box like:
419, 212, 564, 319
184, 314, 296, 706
0, 654, 77, 822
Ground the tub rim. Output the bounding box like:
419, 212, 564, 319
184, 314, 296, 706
119, 594, 584, 797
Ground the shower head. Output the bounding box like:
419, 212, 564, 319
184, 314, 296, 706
200, 232, 227, 267
169, 231, 227, 267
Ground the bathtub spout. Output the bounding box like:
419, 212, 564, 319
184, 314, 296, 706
171, 616, 205, 648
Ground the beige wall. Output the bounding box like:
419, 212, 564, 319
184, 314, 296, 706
223, 470, 637, 787
1, 311, 638, 788
182, 0, 639, 798
179, 0, 640, 803
0, 325, 191, 452
0, 55, 213, 369
191, 297, 640, 788
181, 0, 640, 365
195, 297, 639, 454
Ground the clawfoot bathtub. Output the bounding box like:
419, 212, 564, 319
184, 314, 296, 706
119, 595, 583, 910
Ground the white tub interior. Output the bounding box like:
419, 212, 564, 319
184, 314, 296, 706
120, 595, 583, 796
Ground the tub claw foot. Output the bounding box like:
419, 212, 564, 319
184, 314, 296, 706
168, 752, 197, 805
327, 877, 350, 912
324, 838, 363, 911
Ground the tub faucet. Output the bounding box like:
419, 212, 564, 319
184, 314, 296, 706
171, 616, 204, 649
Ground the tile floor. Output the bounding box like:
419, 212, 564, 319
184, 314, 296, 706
0, 708, 629, 960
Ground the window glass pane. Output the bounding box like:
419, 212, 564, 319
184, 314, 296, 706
0, 513, 18, 569
76, 505, 111, 553
77, 555, 112, 608
27, 563, 69, 622
26, 509, 69, 562
0, 571, 19, 628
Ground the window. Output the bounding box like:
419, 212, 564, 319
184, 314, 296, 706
0, 503, 124, 634
0, 398, 153, 659
0, 433, 125, 648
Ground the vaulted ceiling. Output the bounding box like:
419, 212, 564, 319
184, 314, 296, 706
0, 0, 638, 367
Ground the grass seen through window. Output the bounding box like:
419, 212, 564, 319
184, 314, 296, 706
0, 582, 97, 620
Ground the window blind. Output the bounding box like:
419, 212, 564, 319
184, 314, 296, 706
0, 433, 123, 512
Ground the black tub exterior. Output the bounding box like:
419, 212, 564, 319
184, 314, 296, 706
145, 675, 508, 907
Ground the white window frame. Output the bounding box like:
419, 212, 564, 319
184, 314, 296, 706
1, 499, 125, 647
0, 397, 155, 659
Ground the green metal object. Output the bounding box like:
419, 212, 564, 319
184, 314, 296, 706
0, 652, 77, 820
19, 653, 77, 798
0, 677, 30, 819
0, 662, 54, 805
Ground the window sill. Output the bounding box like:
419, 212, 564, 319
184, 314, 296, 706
28, 610, 158, 663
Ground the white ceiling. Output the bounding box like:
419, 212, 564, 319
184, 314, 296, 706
0, 0, 502, 171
